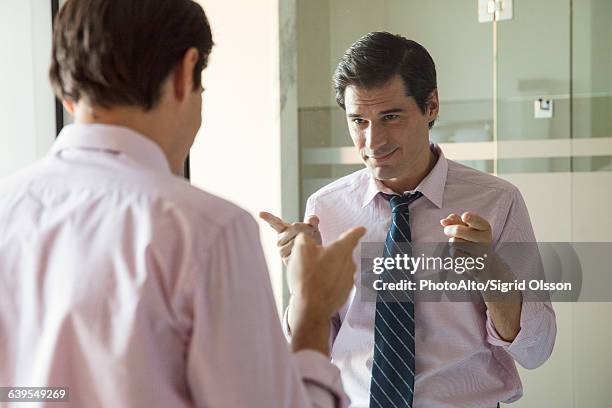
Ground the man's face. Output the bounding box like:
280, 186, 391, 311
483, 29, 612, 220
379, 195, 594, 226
344, 74, 438, 183
168, 75, 204, 158
187, 84, 204, 141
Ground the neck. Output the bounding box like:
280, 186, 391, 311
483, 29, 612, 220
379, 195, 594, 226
73, 103, 187, 176
382, 146, 437, 193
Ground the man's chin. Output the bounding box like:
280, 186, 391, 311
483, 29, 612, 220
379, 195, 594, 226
368, 165, 396, 181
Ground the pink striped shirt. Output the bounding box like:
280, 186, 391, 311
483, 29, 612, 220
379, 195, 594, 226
285, 145, 556, 408
0, 124, 348, 408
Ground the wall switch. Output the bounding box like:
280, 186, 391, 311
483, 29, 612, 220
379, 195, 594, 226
534, 98, 554, 119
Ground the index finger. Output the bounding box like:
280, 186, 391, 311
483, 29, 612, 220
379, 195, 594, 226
440, 213, 467, 227
461, 212, 490, 231
259, 211, 290, 233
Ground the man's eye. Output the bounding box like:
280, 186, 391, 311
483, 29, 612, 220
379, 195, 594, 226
383, 114, 399, 121
353, 118, 366, 125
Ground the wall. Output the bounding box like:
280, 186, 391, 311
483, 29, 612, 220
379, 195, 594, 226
0, 0, 56, 178
190, 0, 285, 313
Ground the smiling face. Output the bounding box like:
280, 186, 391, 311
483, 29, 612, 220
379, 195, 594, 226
344, 74, 439, 191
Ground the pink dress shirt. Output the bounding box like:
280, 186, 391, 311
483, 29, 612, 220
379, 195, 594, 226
0, 124, 348, 408
284, 145, 556, 408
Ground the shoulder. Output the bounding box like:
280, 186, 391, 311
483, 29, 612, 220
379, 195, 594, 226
445, 159, 532, 242
306, 168, 369, 206
146, 173, 257, 243
0, 159, 256, 249
446, 159, 519, 196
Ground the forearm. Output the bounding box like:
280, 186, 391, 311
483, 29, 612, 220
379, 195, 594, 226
478, 256, 556, 367
478, 253, 522, 341
485, 293, 522, 341
288, 297, 331, 356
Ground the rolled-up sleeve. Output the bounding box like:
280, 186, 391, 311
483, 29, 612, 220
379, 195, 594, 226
486, 187, 557, 369
486, 301, 556, 369
186, 211, 348, 407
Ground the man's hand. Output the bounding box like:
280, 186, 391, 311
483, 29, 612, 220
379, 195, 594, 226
440, 212, 492, 272
259, 211, 322, 267
440, 212, 492, 244
288, 226, 365, 318
285, 226, 366, 355
441, 212, 521, 341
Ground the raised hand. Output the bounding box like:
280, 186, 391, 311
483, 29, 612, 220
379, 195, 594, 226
259, 211, 322, 266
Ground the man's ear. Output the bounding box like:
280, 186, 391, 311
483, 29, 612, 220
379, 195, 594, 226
425, 89, 439, 120
62, 100, 75, 114
172, 47, 200, 102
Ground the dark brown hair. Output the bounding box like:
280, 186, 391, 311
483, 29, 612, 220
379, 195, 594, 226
49, 0, 213, 110
333, 32, 438, 129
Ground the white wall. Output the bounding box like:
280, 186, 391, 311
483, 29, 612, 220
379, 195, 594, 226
190, 0, 285, 313
0, 0, 56, 178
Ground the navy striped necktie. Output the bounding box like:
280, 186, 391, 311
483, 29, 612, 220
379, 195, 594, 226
370, 192, 422, 408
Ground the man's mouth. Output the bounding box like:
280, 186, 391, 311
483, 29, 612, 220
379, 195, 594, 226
368, 148, 398, 164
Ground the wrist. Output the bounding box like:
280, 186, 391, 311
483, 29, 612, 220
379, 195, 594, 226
289, 295, 330, 329
288, 296, 332, 356
291, 320, 330, 356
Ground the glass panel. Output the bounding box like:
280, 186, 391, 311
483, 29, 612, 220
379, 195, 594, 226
573, 0, 612, 140
498, 157, 571, 173
496, 5, 575, 405
571, 1, 612, 407
497, 0, 571, 145
293, 0, 612, 405
572, 156, 612, 172
497, 1, 612, 407
456, 159, 494, 173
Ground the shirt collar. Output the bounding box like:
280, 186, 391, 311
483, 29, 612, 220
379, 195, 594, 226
51, 123, 171, 174
361, 143, 448, 209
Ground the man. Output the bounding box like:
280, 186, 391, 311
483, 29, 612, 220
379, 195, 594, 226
261, 32, 556, 408
0, 1, 366, 407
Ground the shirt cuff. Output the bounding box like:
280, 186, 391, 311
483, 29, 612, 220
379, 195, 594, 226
294, 350, 349, 408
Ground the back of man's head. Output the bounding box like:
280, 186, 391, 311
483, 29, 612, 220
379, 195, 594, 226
49, 0, 213, 111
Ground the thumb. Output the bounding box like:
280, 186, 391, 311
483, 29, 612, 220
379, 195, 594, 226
305, 215, 320, 229
294, 231, 316, 252
329, 226, 366, 253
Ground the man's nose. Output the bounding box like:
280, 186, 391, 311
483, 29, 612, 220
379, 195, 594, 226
365, 123, 387, 152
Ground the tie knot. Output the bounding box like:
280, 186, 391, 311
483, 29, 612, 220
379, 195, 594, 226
383, 192, 423, 213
